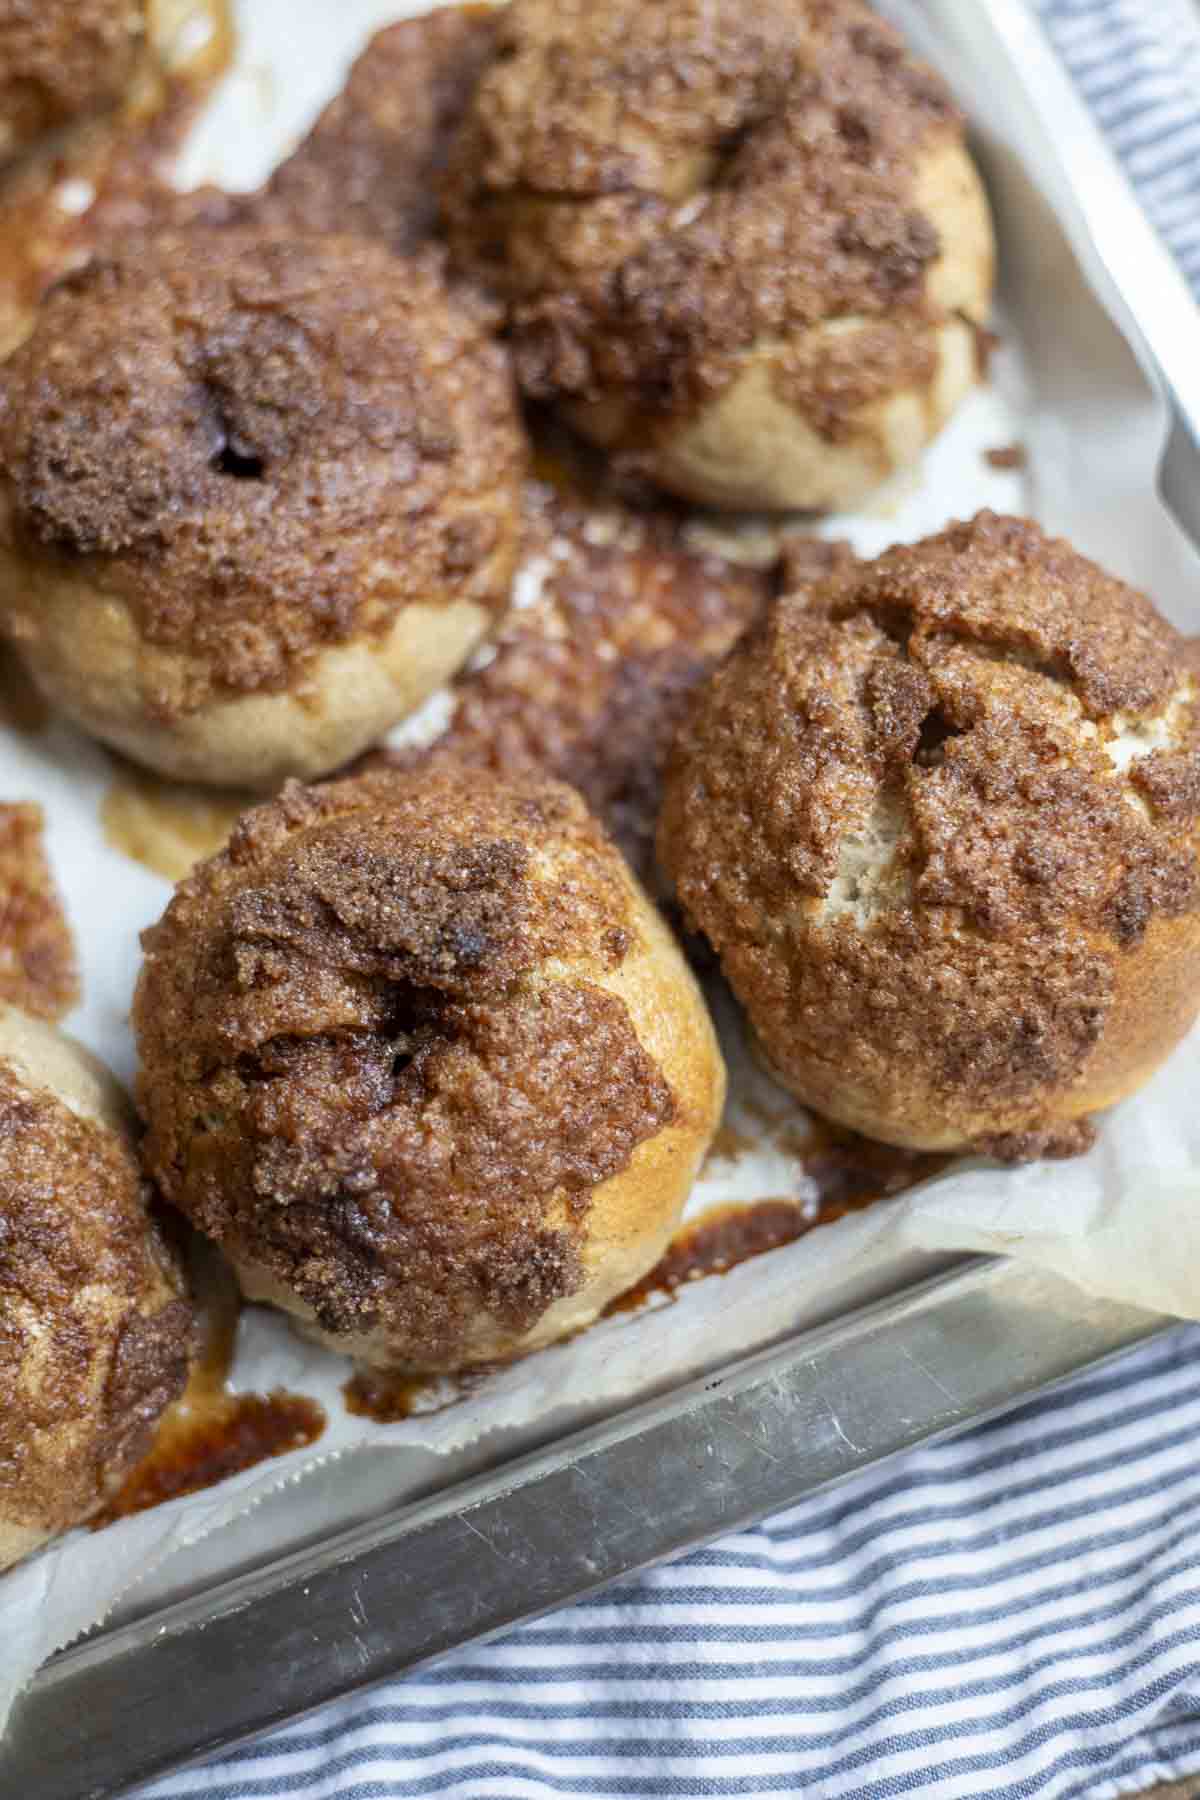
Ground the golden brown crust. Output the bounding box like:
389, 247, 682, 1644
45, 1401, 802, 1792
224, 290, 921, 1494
444, 0, 966, 432
659, 513, 1200, 1155
133, 765, 718, 1370
365, 484, 798, 880
0, 1023, 192, 1560
0, 800, 77, 1020
0, 231, 525, 719
0, 0, 148, 160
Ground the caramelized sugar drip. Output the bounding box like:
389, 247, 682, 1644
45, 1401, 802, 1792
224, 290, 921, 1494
343, 1356, 475, 1424
343, 1371, 443, 1425
94, 1390, 325, 1522
605, 1200, 810, 1317
706, 1120, 756, 1162
171, 1235, 242, 1398
93, 1240, 325, 1526
101, 759, 251, 881
607, 1121, 944, 1316
0, 800, 78, 1020
787, 1120, 946, 1215
0, 646, 50, 736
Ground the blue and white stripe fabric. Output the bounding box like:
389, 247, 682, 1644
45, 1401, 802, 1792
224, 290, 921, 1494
140, 6, 1200, 1797
1041, 0, 1200, 294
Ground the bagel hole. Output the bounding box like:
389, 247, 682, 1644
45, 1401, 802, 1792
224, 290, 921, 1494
836, 106, 874, 158
712, 118, 756, 181
914, 705, 964, 769
857, 605, 911, 649
212, 443, 265, 480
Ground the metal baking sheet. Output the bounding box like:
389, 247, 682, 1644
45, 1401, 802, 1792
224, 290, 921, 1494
3, 0, 1197, 1792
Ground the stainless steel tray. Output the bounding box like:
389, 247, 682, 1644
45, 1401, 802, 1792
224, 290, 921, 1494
5, 1, 1199, 1793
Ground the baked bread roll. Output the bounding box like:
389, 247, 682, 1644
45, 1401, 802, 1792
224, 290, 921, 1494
659, 513, 1200, 1158
0, 1005, 193, 1569
0, 231, 525, 787
134, 764, 725, 1372
443, 0, 994, 513
0, 0, 148, 163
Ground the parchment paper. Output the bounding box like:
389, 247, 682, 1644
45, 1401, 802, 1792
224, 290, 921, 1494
2, 0, 1199, 1737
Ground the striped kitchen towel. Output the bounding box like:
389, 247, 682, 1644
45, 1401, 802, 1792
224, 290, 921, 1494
1044, 0, 1200, 291
139, 5, 1200, 1798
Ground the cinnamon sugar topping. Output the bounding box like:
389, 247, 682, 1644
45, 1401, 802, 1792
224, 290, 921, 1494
0, 801, 78, 1020
0, 0, 148, 159
660, 513, 1200, 1153
135, 766, 676, 1365
0, 1061, 192, 1535
444, 0, 962, 428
